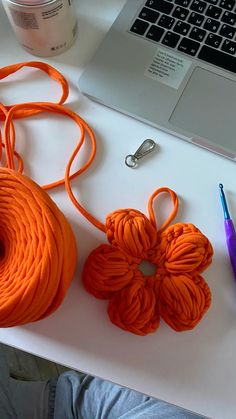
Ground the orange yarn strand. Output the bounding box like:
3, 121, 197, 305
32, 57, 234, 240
0, 103, 24, 171
0, 61, 68, 120
3, 102, 106, 232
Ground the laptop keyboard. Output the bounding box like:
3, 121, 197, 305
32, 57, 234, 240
129, 0, 236, 74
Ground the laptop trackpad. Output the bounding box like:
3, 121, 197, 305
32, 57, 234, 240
169, 67, 236, 154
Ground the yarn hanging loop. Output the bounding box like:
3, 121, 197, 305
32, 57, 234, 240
148, 187, 179, 233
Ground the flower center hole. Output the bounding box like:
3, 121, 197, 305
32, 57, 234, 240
138, 260, 156, 276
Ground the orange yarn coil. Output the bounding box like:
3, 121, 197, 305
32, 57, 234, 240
0, 167, 77, 327
0, 62, 77, 327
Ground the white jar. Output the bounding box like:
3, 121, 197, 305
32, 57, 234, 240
2, 0, 78, 57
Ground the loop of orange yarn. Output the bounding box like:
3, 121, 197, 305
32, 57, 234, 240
148, 187, 179, 233
0, 61, 69, 120
3, 101, 106, 234
81, 189, 213, 336
0, 167, 77, 327
9, 95, 105, 233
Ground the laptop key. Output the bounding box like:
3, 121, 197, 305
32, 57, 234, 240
173, 20, 191, 34
139, 7, 160, 23
219, 23, 236, 39
205, 32, 222, 47
158, 14, 175, 28
178, 37, 200, 55
172, 6, 189, 20
203, 17, 220, 31
219, 0, 235, 10
198, 45, 236, 72
206, 4, 222, 18
145, 0, 174, 14
221, 39, 236, 54
161, 31, 180, 47
145, 0, 159, 7
188, 11, 205, 25
189, 26, 206, 41
175, 0, 191, 6
130, 19, 150, 35
146, 25, 165, 41
190, 0, 207, 13
221, 11, 236, 25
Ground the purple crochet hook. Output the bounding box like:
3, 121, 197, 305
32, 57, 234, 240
219, 184, 236, 279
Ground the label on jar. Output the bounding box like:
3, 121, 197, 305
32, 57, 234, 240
2, 0, 78, 57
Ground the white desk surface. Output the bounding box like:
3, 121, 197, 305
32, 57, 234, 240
0, 1, 236, 418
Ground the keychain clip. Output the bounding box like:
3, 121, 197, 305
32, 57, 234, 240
125, 139, 156, 168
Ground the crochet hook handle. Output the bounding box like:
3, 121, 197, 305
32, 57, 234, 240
219, 184, 236, 280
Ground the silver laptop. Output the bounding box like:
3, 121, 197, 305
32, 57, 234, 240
79, 0, 236, 161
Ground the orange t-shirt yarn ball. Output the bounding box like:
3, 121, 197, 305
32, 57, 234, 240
81, 188, 213, 336
0, 166, 77, 327
0, 62, 77, 327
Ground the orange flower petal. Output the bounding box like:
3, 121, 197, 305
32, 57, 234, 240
156, 223, 213, 274
106, 209, 158, 258
82, 244, 137, 299
108, 273, 160, 335
158, 273, 211, 331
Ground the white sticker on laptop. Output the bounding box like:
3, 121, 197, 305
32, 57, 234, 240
144, 48, 191, 89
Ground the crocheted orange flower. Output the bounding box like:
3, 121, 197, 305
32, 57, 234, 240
82, 188, 213, 336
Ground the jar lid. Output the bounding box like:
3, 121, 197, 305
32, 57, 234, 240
9, 0, 55, 6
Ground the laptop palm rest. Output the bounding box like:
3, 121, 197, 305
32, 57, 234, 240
169, 67, 236, 156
